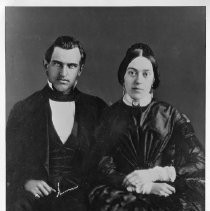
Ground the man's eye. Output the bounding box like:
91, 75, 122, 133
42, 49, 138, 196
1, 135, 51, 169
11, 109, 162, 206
68, 64, 78, 69
53, 62, 62, 68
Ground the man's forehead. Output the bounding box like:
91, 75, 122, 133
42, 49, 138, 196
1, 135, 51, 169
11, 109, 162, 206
51, 47, 81, 63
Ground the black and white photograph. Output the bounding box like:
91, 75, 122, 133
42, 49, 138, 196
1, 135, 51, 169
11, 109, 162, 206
2, 1, 208, 211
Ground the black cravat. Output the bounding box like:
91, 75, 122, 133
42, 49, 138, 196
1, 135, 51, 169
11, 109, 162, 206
45, 85, 78, 102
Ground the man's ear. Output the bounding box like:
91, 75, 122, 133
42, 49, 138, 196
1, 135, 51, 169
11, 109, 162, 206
43, 59, 49, 70
78, 64, 84, 76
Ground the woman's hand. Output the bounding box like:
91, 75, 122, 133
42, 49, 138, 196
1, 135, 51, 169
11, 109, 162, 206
123, 166, 176, 188
148, 182, 175, 197
132, 182, 175, 197
123, 170, 152, 188
24, 180, 56, 198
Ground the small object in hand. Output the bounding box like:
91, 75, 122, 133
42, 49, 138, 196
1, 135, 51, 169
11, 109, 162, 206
159, 191, 164, 196
159, 191, 168, 197
127, 186, 133, 192
34, 193, 40, 198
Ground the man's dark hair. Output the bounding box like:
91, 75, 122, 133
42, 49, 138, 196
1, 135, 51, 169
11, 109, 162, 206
118, 43, 160, 89
44, 36, 86, 66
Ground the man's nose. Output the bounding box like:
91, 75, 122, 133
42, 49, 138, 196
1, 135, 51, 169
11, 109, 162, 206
59, 65, 68, 76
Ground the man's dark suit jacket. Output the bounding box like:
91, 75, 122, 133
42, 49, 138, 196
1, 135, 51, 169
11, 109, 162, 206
6, 85, 107, 203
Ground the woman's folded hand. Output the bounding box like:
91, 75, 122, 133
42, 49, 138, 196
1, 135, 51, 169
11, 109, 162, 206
126, 182, 176, 197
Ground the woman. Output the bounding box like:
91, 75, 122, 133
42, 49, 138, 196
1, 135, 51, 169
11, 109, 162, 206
88, 43, 205, 211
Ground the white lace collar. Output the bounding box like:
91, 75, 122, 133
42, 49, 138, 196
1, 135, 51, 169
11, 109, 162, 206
123, 93, 152, 107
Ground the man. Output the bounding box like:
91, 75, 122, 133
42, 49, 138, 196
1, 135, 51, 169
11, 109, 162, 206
6, 36, 107, 211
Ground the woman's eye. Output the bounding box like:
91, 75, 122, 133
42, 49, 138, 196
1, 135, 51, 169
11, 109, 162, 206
128, 70, 136, 76
143, 72, 148, 77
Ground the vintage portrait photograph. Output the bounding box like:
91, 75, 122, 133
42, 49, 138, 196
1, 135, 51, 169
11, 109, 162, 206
3, 1, 207, 210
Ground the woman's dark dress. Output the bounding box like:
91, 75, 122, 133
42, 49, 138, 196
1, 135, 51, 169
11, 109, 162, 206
89, 99, 205, 211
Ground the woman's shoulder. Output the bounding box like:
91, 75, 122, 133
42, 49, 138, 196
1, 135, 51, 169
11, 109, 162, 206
152, 99, 178, 112
152, 99, 191, 123
152, 99, 172, 107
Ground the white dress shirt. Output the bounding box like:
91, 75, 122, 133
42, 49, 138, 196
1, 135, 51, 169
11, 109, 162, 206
48, 81, 75, 144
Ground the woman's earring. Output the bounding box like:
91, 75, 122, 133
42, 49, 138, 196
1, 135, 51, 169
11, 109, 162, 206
150, 84, 154, 94
150, 79, 155, 93
123, 84, 125, 96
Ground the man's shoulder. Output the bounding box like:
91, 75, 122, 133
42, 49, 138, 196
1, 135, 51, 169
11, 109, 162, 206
11, 88, 46, 113
98, 99, 123, 120
77, 90, 107, 109
76, 90, 108, 123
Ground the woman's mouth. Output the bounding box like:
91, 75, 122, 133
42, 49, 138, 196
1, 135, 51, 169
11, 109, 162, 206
132, 87, 143, 91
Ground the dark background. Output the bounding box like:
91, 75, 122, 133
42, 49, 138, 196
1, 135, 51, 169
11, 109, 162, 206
6, 7, 205, 145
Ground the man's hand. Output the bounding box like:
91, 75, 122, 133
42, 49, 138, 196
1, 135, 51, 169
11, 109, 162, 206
24, 180, 56, 198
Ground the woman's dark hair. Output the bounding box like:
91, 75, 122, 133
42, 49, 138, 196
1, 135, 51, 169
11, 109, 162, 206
118, 43, 160, 89
44, 35, 86, 65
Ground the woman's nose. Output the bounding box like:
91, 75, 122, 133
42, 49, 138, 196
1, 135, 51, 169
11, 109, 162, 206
135, 73, 143, 84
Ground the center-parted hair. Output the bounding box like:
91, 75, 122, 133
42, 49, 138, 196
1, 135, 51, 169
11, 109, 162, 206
44, 36, 86, 66
118, 43, 160, 89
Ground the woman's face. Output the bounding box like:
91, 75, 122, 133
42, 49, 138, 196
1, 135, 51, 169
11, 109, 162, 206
124, 56, 154, 100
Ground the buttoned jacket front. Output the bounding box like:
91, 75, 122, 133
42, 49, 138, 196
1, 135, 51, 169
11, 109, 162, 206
6, 85, 107, 197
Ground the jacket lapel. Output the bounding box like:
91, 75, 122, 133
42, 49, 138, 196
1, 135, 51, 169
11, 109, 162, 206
31, 91, 50, 175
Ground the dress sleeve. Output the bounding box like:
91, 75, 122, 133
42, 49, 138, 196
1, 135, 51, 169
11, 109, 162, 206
173, 110, 205, 178
97, 155, 126, 188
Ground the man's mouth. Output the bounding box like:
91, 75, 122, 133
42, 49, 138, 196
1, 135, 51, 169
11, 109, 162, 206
57, 79, 69, 83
